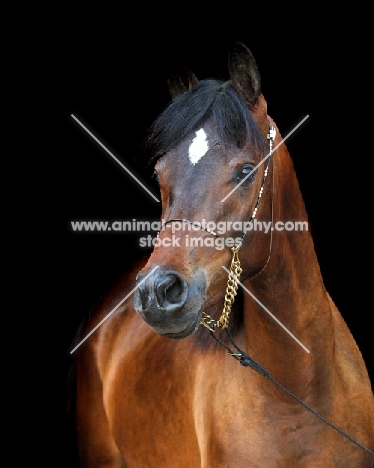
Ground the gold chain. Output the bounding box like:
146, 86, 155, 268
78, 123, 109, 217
200, 246, 242, 331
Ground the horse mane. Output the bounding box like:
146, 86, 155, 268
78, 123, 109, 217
142, 79, 269, 166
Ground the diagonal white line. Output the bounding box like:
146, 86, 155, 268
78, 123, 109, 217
222, 266, 310, 353
70, 266, 159, 354
71, 114, 160, 202
221, 115, 309, 202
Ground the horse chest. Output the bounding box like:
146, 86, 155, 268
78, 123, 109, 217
103, 348, 369, 467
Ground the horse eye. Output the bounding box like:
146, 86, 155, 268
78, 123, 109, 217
236, 165, 256, 185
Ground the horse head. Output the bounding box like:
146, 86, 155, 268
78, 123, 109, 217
134, 42, 275, 338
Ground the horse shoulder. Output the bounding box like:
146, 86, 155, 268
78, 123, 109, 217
75, 313, 128, 467
75, 257, 149, 467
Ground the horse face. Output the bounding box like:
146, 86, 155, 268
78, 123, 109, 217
133, 120, 269, 338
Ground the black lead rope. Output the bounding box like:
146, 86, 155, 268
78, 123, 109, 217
208, 326, 374, 456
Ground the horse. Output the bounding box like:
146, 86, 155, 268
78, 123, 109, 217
71, 42, 374, 467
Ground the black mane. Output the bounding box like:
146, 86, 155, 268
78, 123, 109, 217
143, 79, 268, 166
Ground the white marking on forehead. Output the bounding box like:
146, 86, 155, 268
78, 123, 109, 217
188, 128, 210, 165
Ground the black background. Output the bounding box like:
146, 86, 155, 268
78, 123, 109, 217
37, 10, 371, 466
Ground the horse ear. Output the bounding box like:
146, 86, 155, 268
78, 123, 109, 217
228, 41, 262, 106
228, 41, 268, 134
167, 54, 199, 100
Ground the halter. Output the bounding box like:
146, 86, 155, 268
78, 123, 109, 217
200, 125, 275, 331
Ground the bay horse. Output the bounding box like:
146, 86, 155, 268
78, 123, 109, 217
72, 42, 374, 467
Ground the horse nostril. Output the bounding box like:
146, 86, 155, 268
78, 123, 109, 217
165, 280, 182, 303
156, 273, 187, 306
134, 270, 189, 314
156, 273, 188, 309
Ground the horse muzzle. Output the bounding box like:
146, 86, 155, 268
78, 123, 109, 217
133, 268, 206, 338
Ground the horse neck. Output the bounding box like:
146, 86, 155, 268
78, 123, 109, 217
241, 136, 336, 398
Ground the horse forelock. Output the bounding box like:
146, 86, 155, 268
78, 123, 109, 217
143, 79, 268, 168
